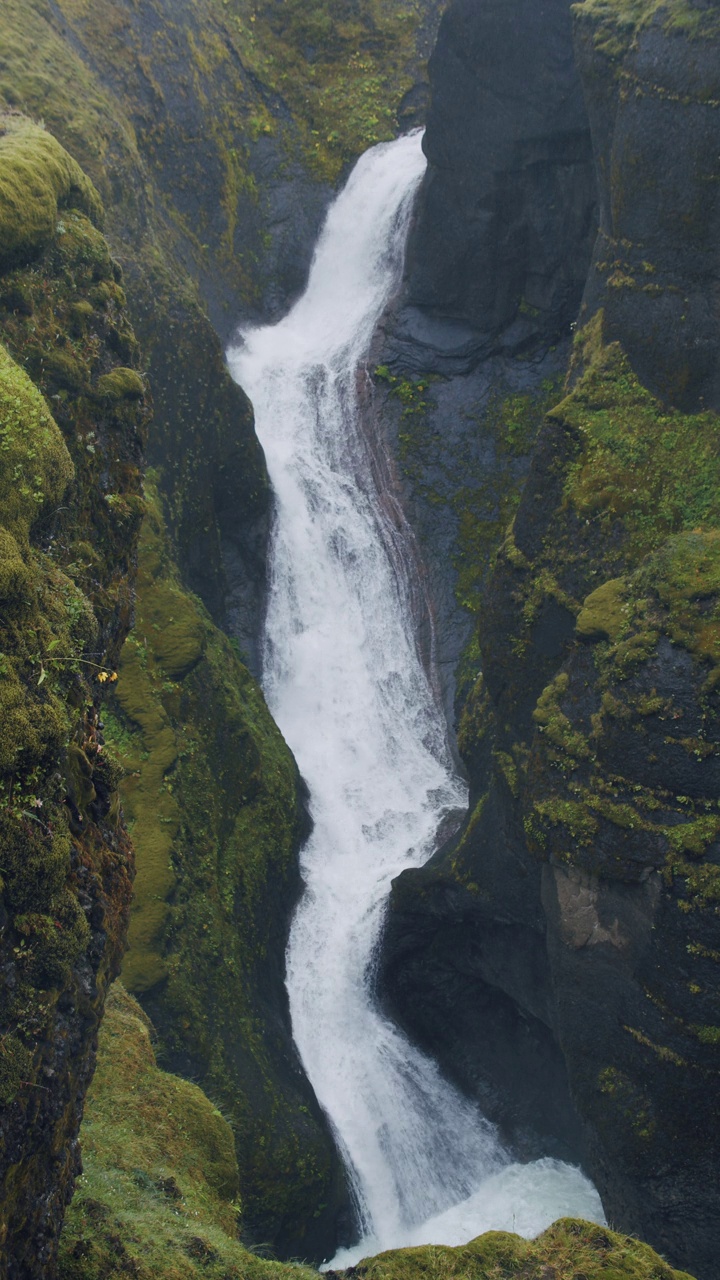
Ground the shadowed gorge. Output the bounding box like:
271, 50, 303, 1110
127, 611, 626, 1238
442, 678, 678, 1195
0, 0, 717, 1277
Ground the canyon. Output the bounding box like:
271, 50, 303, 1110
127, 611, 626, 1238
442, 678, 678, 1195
0, 1, 717, 1278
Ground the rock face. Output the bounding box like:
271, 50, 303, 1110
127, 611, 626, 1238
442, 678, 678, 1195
574, 0, 720, 412
374, 0, 597, 721
0, 116, 146, 1277
380, 5, 720, 1279
0, 0, 443, 674
394, 0, 597, 372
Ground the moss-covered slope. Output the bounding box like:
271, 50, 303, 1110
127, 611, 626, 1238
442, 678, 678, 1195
0, 115, 147, 1274
58, 983, 318, 1280
0, 0, 444, 665
100, 481, 349, 1262
1, 0, 437, 1262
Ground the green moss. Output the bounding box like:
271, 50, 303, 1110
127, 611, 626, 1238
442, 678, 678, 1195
0, 343, 74, 545
0, 120, 144, 1243
530, 797, 599, 847
693, 1024, 720, 1045
557, 324, 720, 562
0, 526, 32, 603
638, 531, 720, 675
573, 0, 720, 61
15, 891, 91, 987
576, 577, 628, 641
59, 983, 318, 1280
216, 0, 435, 181
0, 1032, 34, 1105
0, 114, 102, 270
532, 672, 593, 769
457, 675, 493, 763
350, 1218, 694, 1280
490, 315, 720, 674
109, 477, 335, 1247
95, 367, 145, 401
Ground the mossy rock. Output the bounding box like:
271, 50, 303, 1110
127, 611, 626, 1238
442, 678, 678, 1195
95, 366, 145, 401
638, 530, 720, 672
0, 1032, 34, 1106
0, 114, 102, 270
573, 0, 720, 60
0, 526, 32, 605
349, 1218, 695, 1280
106, 479, 345, 1257
0, 119, 146, 1272
0, 342, 74, 545
576, 578, 628, 641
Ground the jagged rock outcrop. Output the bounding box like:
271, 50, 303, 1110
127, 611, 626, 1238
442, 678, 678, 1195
380, 5, 720, 1279
0, 115, 146, 1277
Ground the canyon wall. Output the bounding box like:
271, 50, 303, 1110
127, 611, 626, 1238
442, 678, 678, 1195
380, 4, 720, 1278
0, 115, 145, 1273
0, 1, 446, 1270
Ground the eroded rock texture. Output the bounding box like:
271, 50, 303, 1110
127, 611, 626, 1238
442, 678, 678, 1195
380, 5, 720, 1278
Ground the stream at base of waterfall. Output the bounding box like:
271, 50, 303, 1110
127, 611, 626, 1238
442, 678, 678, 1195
228, 131, 604, 1267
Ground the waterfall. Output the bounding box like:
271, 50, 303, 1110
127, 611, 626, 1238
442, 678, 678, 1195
227, 132, 604, 1265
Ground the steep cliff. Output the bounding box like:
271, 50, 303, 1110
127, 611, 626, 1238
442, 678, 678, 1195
0, 115, 146, 1275
0, 0, 444, 673
380, 4, 720, 1278
0, 2, 446, 1266
374, 0, 597, 717
401, 0, 597, 365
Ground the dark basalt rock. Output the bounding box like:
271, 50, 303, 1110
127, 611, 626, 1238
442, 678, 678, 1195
374, 0, 598, 723
379, 780, 588, 1164
397, 0, 597, 368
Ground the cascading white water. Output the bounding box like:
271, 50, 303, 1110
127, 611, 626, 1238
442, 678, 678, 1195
228, 132, 604, 1265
